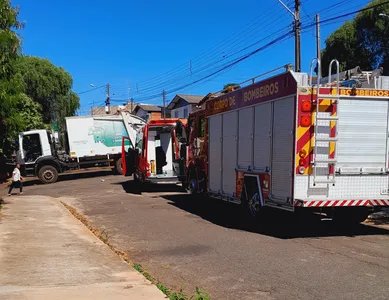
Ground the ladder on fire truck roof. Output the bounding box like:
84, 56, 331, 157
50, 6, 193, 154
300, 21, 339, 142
313, 65, 384, 89
309, 58, 340, 186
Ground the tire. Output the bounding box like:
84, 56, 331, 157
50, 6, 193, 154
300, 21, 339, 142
38, 165, 59, 184
188, 175, 198, 194
186, 168, 206, 194
113, 158, 123, 175
133, 172, 142, 184
133, 172, 138, 182
239, 190, 262, 229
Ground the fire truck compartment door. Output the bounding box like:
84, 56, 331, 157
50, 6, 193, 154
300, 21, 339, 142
238, 108, 254, 168
271, 97, 294, 202
336, 98, 389, 174
254, 103, 272, 170
222, 111, 238, 195
209, 115, 222, 192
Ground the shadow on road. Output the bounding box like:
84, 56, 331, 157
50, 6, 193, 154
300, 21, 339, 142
161, 193, 389, 239
114, 180, 185, 195
23, 169, 114, 187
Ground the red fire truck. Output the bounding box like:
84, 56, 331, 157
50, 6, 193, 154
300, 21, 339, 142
184, 59, 389, 224
122, 118, 187, 184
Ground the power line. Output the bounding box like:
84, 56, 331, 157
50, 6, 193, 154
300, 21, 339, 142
132, 2, 284, 88
131, 2, 384, 103
76, 84, 106, 95
124, 29, 294, 103
135, 26, 293, 96
90, 0, 378, 107
111, 0, 357, 99
302, 0, 389, 30
126, 23, 293, 99
134, 8, 291, 93
130, 5, 294, 92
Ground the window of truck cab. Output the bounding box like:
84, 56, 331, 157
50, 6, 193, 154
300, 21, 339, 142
135, 131, 143, 152
22, 133, 43, 162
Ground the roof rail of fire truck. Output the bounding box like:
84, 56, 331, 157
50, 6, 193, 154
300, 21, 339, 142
312, 65, 384, 89
197, 64, 293, 107
222, 64, 293, 92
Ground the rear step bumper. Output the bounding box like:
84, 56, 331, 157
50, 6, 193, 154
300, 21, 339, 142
295, 199, 389, 208
146, 176, 181, 185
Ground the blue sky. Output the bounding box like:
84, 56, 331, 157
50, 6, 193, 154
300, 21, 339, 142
14, 0, 370, 114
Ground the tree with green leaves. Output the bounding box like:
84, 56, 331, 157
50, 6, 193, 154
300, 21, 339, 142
321, 0, 389, 75
13, 56, 80, 126
0, 0, 24, 152
222, 83, 241, 93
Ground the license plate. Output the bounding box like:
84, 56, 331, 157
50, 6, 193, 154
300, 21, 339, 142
381, 188, 389, 195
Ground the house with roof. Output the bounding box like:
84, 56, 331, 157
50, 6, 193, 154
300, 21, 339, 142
132, 104, 164, 121
91, 105, 124, 116
167, 94, 204, 119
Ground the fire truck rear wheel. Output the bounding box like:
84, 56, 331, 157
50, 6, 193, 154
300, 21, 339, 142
188, 177, 198, 194
187, 168, 198, 194
240, 191, 262, 225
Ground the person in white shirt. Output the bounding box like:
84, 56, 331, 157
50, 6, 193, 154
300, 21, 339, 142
8, 163, 23, 196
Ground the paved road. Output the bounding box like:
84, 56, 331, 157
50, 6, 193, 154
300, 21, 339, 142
20, 171, 389, 300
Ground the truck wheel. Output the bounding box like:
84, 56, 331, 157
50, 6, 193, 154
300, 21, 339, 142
240, 190, 262, 228
112, 158, 123, 175
38, 165, 59, 184
133, 172, 140, 183
187, 168, 203, 194
188, 176, 198, 194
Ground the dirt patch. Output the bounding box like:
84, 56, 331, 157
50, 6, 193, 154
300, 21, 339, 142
61, 202, 133, 265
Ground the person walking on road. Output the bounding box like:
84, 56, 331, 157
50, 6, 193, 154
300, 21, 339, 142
8, 163, 23, 196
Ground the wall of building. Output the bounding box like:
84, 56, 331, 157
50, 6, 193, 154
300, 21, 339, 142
170, 105, 193, 118
134, 108, 161, 122
149, 111, 161, 121
135, 108, 148, 119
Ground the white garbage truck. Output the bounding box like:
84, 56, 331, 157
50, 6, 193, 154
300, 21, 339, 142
15, 111, 145, 184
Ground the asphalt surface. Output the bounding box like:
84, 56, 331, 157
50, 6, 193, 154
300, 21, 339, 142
13, 170, 389, 300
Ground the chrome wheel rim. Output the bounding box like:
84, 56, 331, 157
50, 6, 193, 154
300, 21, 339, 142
189, 178, 197, 193
43, 170, 54, 181
248, 193, 260, 217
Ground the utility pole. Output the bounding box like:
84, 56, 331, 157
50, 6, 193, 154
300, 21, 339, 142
162, 90, 166, 119
278, 0, 301, 72
316, 14, 321, 74
295, 0, 301, 72
105, 83, 110, 114
130, 97, 134, 114
127, 83, 132, 112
